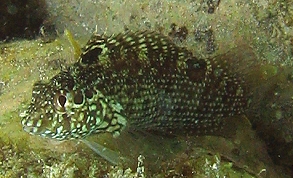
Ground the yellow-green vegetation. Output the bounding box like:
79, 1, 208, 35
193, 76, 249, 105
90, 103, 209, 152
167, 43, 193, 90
64, 29, 82, 60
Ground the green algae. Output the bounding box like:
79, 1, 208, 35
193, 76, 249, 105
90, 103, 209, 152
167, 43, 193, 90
64, 29, 82, 60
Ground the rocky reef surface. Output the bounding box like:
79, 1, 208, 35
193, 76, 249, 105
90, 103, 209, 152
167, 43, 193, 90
1, 0, 293, 177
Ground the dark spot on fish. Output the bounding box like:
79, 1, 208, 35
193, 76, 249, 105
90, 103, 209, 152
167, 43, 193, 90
85, 89, 93, 99
186, 57, 207, 82
74, 90, 84, 104
81, 47, 103, 65
225, 80, 240, 94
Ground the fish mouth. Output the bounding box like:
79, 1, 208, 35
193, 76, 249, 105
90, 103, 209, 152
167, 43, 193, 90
23, 124, 53, 138
20, 111, 44, 135
19, 111, 27, 118
22, 123, 44, 135
21, 117, 43, 135
22, 125, 35, 134
20, 113, 33, 133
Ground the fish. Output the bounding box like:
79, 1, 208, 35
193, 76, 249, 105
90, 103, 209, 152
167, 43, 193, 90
20, 31, 248, 142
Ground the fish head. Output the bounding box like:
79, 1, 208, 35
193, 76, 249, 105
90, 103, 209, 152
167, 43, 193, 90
20, 71, 115, 140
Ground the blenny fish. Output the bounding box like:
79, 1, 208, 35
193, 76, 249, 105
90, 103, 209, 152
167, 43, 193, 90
20, 31, 248, 143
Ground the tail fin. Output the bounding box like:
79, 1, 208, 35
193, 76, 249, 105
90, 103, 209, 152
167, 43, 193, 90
213, 44, 280, 96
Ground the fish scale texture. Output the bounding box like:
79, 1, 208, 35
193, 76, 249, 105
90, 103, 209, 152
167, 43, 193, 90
21, 31, 247, 140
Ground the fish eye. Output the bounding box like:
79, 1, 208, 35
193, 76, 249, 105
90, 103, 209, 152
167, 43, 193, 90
58, 94, 67, 107
54, 92, 68, 112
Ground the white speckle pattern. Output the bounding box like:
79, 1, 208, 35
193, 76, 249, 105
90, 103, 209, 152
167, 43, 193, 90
20, 31, 248, 140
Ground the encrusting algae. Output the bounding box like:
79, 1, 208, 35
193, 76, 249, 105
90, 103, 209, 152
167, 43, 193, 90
20, 30, 255, 164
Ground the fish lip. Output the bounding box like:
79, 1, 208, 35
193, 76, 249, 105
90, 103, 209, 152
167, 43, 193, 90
22, 125, 34, 133
19, 111, 27, 118
23, 125, 47, 137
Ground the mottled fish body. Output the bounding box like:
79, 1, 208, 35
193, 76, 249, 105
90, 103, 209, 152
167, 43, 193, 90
21, 31, 247, 140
